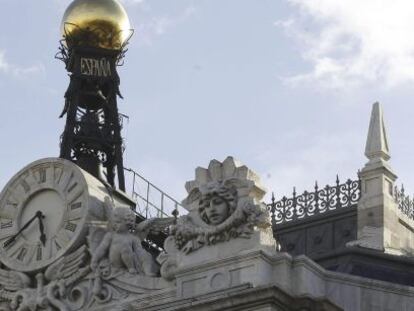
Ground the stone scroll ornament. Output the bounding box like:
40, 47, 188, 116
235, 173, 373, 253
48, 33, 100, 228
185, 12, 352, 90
158, 157, 271, 280
0, 246, 91, 311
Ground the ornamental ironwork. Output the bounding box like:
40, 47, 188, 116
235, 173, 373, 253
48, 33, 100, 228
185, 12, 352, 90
56, 40, 129, 191
268, 175, 361, 225
394, 185, 414, 220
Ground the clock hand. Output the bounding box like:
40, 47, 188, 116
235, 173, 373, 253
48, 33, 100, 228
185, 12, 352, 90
3, 211, 43, 248
38, 213, 46, 247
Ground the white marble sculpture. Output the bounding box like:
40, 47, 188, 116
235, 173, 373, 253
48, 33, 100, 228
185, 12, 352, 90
88, 196, 174, 298
0, 194, 172, 311
158, 157, 272, 280
0, 245, 90, 311
0, 157, 275, 310
90, 197, 160, 276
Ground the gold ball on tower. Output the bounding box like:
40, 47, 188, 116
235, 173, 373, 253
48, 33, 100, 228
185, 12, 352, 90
61, 0, 132, 50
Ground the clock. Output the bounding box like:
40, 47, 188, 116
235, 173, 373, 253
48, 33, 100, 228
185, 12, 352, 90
0, 158, 100, 272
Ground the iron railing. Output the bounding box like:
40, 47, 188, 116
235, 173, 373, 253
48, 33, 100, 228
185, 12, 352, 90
123, 167, 414, 225
394, 185, 414, 220
124, 167, 186, 219
268, 176, 361, 225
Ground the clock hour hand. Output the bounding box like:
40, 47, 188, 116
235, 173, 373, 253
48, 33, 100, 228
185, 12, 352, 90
3, 211, 43, 248
38, 213, 46, 246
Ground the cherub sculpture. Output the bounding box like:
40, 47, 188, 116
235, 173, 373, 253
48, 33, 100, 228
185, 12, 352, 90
91, 205, 156, 276
90, 197, 174, 278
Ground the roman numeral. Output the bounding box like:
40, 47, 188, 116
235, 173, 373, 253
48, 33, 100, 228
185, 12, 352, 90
54, 231, 69, 250
65, 222, 77, 232
1, 199, 19, 221
6, 199, 18, 208
3, 237, 15, 248
67, 182, 78, 194
70, 202, 82, 210
17, 247, 27, 261
36, 245, 42, 261
0, 220, 13, 229
19, 180, 30, 193
61, 172, 74, 193
37, 168, 47, 184
54, 166, 64, 184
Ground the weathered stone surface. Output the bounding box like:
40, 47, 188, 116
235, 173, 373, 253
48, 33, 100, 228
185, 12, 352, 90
351, 103, 414, 255
183, 156, 267, 211
158, 157, 275, 281
365, 102, 390, 162
130, 284, 343, 311
131, 249, 414, 311
0, 158, 173, 311
2, 155, 414, 311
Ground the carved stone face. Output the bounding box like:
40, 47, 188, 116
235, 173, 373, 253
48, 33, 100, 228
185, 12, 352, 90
112, 217, 128, 232
199, 184, 237, 225
204, 195, 230, 225
98, 259, 111, 278
111, 208, 135, 233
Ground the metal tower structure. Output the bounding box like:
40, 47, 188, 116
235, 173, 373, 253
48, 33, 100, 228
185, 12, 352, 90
56, 2, 133, 191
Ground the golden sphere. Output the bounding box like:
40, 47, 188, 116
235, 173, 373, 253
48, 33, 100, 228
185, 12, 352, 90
61, 0, 132, 50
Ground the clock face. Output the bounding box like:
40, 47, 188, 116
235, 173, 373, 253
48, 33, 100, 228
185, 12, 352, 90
0, 159, 89, 272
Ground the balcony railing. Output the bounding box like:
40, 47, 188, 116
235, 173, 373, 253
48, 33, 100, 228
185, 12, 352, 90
268, 175, 361, 225
124, 167, 187, 219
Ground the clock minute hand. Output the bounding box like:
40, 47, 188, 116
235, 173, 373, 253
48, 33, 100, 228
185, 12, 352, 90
38, 213, 46, 246
3, 211, 42, 248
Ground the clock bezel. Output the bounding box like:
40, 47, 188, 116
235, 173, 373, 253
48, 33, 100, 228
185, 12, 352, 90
0, 158, 90, 272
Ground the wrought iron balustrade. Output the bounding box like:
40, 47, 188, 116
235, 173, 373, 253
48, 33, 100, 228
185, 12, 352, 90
268, 176, 361, 225
124, 167, 186, 219
394, 185, 414, 220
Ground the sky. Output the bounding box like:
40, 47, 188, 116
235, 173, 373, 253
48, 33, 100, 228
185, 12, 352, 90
1, 0, 414, 205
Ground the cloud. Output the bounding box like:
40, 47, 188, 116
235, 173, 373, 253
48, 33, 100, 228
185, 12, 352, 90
277, 0, 414, 89
135, 6, 196, 45
0, 50, 45, 79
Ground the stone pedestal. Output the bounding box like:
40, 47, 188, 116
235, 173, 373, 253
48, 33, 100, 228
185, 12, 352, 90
355, 158, 397, 252
175, 229, 276, 298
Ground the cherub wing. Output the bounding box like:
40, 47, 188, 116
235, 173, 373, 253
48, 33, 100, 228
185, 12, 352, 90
135, 217, 175, 240
0, 269, 30, 301
44, 245, 90, 284
87, 196, 113, 253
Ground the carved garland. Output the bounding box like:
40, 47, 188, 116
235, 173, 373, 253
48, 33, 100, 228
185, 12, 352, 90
172, 202, 269, 254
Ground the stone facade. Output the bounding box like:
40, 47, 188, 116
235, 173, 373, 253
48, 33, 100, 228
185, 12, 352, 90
129, 250, 414, 311
1, 105, 414, 311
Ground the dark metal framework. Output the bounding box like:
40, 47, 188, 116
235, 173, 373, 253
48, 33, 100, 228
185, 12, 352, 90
268, 176, 361, 225
56, 30, 130, 191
